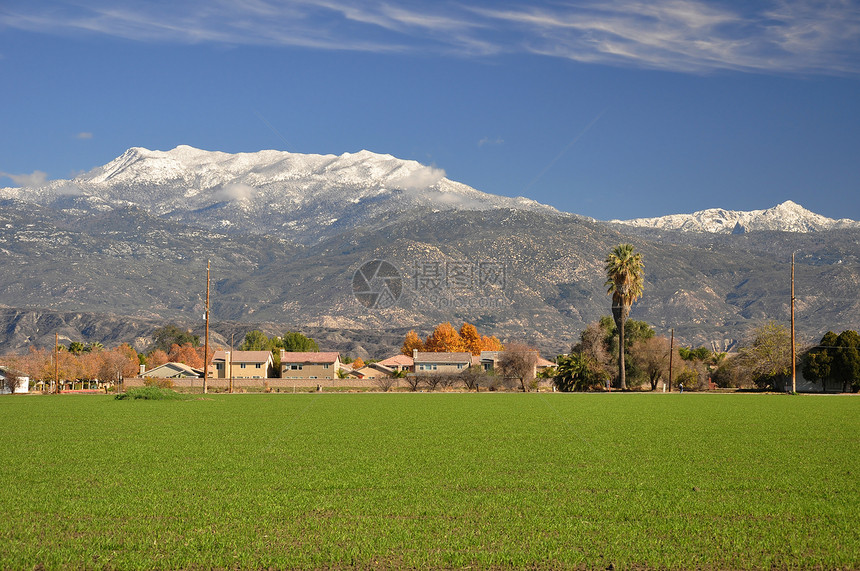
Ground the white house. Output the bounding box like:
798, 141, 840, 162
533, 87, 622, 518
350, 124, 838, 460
0, 366, 30, 394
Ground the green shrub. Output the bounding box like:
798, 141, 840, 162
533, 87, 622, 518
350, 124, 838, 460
115, 386, 184, 400
143, 377, 175, 389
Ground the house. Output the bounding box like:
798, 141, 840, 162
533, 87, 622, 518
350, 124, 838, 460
210, 350, 276, 379
0, 366, 30, 394
349, 364, 392, 379
280, 351, 341, 380
377, 354, 414, 373
142, 362, 203, 379
479, 351, 555, 375
412, 350, 472, 374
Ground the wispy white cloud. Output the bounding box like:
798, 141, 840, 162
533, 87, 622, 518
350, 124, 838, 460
76, 131, 93, 140
0, 170, 49, 187
389, 164, 446, 191
2, 0, 858, 74
478, 136, 504, 147
212, 182, 257, 202
473, 0, 860, 74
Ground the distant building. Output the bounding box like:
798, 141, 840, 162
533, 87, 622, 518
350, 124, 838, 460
210, 350, 276, 379
479, 350, 555, 375
377, 354, 414, 373
141, 362, 203, 379
0, 366, 30, 394
348, 365, 391, 379
412, 350, 472, 374
280, 351, 341, 380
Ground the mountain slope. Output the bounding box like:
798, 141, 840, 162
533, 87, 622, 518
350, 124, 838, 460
2, 197, 859, 357
610, 200, 860, 234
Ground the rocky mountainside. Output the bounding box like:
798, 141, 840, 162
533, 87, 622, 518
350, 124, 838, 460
0, 145, 556, 245
1, 147, 859, 358
2, 197, 859, 357
610, 200, 860, 234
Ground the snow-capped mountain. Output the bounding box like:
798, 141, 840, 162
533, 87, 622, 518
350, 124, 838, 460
610, 200, 860, 234
0, 145, 558, 243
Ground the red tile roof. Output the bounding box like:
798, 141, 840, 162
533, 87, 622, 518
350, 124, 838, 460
377, 354, 413, 366
280, 351, 340, 364
211, 350, 272, 364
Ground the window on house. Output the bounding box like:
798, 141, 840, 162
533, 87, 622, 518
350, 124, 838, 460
240, 364, 246, 369
255, 363, 261, 368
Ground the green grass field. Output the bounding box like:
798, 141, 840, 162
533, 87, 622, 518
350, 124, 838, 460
1, 393, 857, 570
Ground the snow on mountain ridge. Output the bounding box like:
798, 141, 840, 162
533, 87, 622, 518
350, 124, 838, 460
611, 200, 860, 233
0, 145, 559, 244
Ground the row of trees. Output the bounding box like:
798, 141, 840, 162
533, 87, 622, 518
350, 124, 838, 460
802, 330, 860, 392
554, 315, 860, 393
401, 322, 503, 356
551, 316, 719, 392
2, 344, 141, 386
711, 324, 860, 392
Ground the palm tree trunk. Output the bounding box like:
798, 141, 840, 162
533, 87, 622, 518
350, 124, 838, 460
618, 317, 626, 390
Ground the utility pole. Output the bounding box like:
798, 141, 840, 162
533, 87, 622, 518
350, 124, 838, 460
229, 333, 234, 394
668, 328, 674, 392
203, 260, 210, 394
54, 332, 60, 394
791, 252, 796, 393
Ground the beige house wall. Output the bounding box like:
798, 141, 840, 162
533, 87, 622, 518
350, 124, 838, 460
280, 362, 337, 380
414, 362, 468, 375
212, 356, 275, 379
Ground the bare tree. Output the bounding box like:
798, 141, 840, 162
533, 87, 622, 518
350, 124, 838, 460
423, 374, 443, 391
572, 321, 613, 384
498, 344, 538, 391
1, 368, 22, 394
461, 365, 486, 392
438, 374, 458, 390
374, 375, 396, 392
630, 336, 673, 391
403, 375, 423, 392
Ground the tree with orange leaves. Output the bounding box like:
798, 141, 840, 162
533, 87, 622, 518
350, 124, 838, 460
424, 322, 465, 353
78, 351, 102, 381
401, 330, 425, 356
146, 349, 169, 368
351, 357, 365, 369
98, 347, 139, 384
169, 343, 204, 368
402, 323, 502, 355
480, 335, 503, 352
459, 323, 483, 355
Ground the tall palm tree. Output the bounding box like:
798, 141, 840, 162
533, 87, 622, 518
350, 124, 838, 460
604, 244, 644, 390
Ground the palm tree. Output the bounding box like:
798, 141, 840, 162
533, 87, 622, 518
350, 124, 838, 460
604, 244, 644, 390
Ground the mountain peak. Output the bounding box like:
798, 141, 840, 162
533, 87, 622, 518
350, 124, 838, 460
0, 145, 559, 244
611, 201, 860, 234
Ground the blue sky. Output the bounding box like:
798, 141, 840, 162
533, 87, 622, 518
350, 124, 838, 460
1, 0, 859, 221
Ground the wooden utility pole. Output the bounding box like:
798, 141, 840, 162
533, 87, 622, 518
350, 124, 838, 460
229, 333, 234, 394
54, 332, 60, 394
791, 252, 796, 393
203, 260, 210, 394
668, 328, 674, 392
